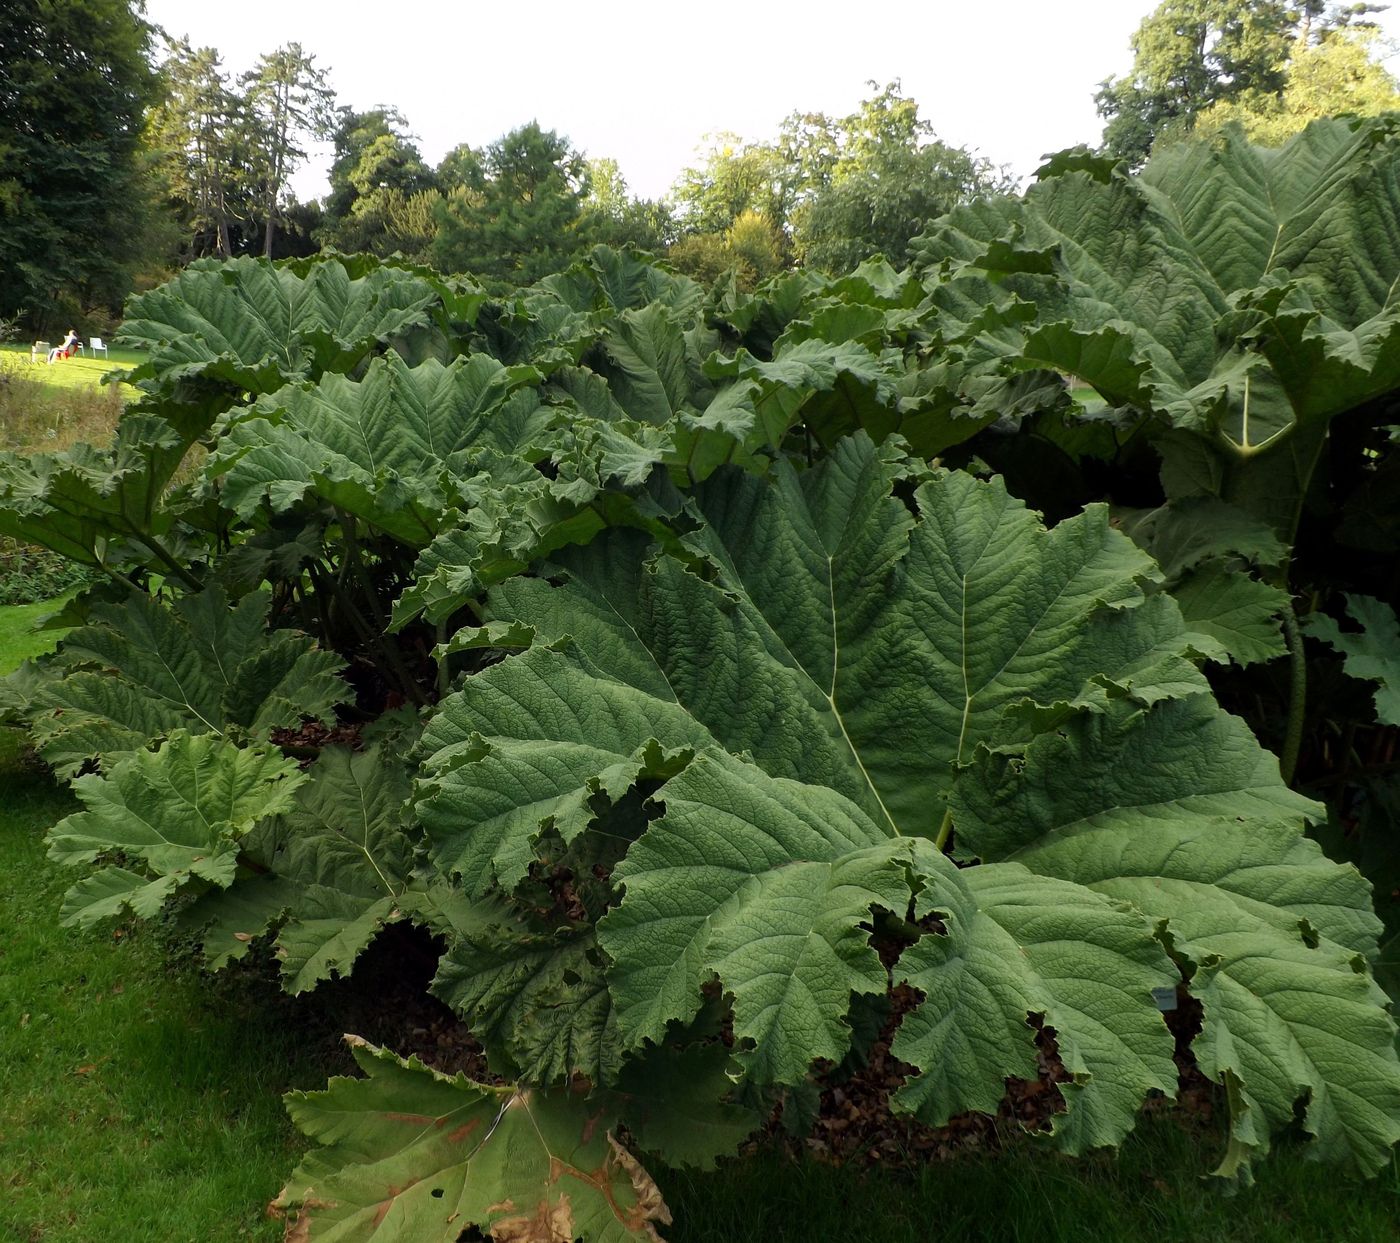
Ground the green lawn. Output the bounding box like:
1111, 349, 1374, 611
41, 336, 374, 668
1, 597, 1398, 1241
0, 595, 70, 671
0, 772, 327, 1243
661, 1133, 1400, 1243
1, 341, 145, 400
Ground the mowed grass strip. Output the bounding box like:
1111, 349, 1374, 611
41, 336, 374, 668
0, 767, 327, 1242
0, 341, 145, 397
660, 1132, 1399, 1243
0, 605, 321, 1241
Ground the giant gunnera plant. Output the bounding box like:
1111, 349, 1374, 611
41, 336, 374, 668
1, 231, 1396, 1241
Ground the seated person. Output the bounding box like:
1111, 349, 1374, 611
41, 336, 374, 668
48, 329, 79, 363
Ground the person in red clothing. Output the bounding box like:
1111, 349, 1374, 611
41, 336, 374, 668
47, 329, 80, 363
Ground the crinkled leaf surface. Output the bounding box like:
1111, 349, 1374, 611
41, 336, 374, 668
118, 254, 441, 396
431, 901, 624, 1087
1169, 563, 1289, 667
208, 351, 548, 545
598, 750, 931, 1082
182, 745, 457, 994
23, 586, 346, 776
958, 700, 1400, 1171
892, 862, 1177, 1153
416, 431, 1399, 1168
47, 732, 304, 928
428, 433, 1204, 849
916, 118, 1400, 448
275, 1038, 669, 1243
0, 409, 210, 567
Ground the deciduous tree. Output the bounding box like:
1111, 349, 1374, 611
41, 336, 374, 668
1098, 0, 1387, 162
1195, 24, 1400, 143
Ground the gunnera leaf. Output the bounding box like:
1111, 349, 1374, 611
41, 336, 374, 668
23, 585, 347, 777
956, 699, 1400, 1172
182, 744, 461, 994
416, 431, 1400, 1170
118, 254, 441, 396
1304, 594, 1400, 725
206, 351, 549, 546
275, 1038, 670, 1243
47, 731, 305, 929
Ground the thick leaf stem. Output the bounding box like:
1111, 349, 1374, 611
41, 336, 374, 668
934, 807, 954, 853
310, 558, 427, 706
93, 561, 144, 595
131, 531, 202, 591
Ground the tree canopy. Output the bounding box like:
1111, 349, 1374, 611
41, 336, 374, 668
0, 0, 159, 328
431, 122, 590, 285
1098, 0, 1390, 162
318, 108, 440, 260
669, 82, 1012, 279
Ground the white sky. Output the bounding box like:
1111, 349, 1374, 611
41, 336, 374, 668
140, 0, 1400, 202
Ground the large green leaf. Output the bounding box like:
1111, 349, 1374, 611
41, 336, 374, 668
598, 750, 930, 1084
0, 410, 210, 568
412, 433, 1400, 1167
275, 1039, 670, 1243
956, 700, 1399, 1172
182, 745, 460, 994
47, 732, 305, 929
429, 890, 624, 1087
427, 434, 1205, 847
914, 118, 1400, 541
117, 254, 441, 396
1304, 594, 1400, 725
22, 586, 347, 777
208, 351, 549, 545
1019, 815, 1400, 1173
892, 862, 1177, 1154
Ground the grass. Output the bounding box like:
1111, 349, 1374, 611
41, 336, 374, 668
0, 341, 145, 395
660, 1132, 1400, 1243
0, 342, 142, 458
0, 602, 328, 1242
1, 599, 1398, 1242
0, 595, 71, 670
0, 768, 327, 1243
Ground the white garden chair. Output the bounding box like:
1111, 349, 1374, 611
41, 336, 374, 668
88, 337, 108, 359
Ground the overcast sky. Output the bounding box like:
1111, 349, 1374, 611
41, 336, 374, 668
140, 0, 1400, 201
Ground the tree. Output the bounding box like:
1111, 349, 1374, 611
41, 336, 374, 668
790, 83, 1016, 272
580, 158, 676, 253
431, 122, 589, 284
1097, 1, 1388, 162
1195, 24, 1400, 143
318, 107, 439, 257
668, 83, 1012, 277
146, 39, 251, 259
795, 142, 1016, 273
0, 0, 160, 328
241, 43, 336, 257
1098, 2, 1295, 162
672, 133, 790, 235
